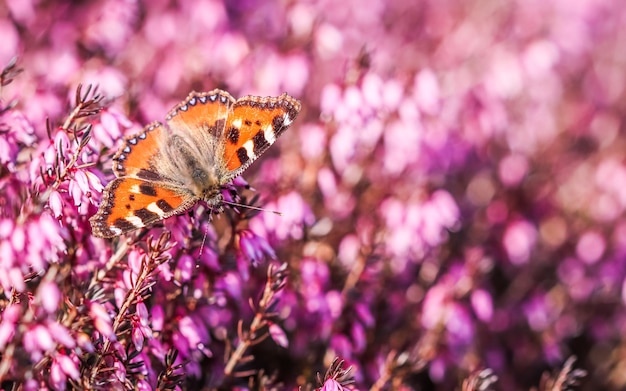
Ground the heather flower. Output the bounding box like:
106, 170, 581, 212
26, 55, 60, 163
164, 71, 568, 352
237, 228, 276, 274
1, 0, 621, 389
249, 191, 315, 242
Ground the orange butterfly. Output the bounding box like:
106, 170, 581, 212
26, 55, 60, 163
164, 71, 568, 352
90, 89, 301, 238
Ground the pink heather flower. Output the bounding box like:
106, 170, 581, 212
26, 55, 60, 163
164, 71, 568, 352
113, 340, 128, 361
82, 0, 138, 55
48, 190, 64, 219
499, 153, 529, 187
7, 267, 25, 292
0, 110, 36, 170
84, 170, 104, 193
524, 294, 551, 332
503, 219, 537, 265
299, 123, 327, 159
350, 322, 366, 353
111, 356, 127, 384
11, 224, 25, 252
354, 302, 375, 328
177, 314, 211, 353
150, 304, 165, 333
413, 68, 441, 115
330, 335, 353, 361
471, 289, 494, 323
131, 319, 145, 351
91, 108, 133, 149
136, 379, 152, 391
249, 191, 315, 242
23, 324, 55, 361
316, 167, 356, 220
22, 379, 39, 391
320, 379, 343, 391
49, 357, 68, 390
238, 229, 276, 267
382, 118, 422, 175
89, 302, 116, 340
56, 354, 80, 381
576, 230, 606, 264
130, 303, 153, 351
136, 300, 149, 325
422, 284, 449, 330
269, 323, 289, 348
176, 254, 195, 283
0, 304, 19, 350
37, 281, 61, 313
446, 303, 475, 346
380, 191, 459, 262
76, 332, 95, 353
337, 234, 360, 267
47, 321, 76, 349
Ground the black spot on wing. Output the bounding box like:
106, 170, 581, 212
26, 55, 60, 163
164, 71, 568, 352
113, 218, 137, 232
157, 199, 174, 213
227, 127, 240, 144
135, 208, 159, 223
252, 131, 269, 154
136, 169, 163, 181
139, 184, 157, 197
206, 118, 226, 137
237, 147, 250, 166
272, 115, 285, 134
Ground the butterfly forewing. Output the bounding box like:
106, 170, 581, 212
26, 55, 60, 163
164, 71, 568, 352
222, 93, 301, 178
166, 89, 235, 140
113, 122, 168, 180
90, 177, 197, 238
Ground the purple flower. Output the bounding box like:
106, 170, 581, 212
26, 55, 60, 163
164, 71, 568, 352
503, 219, 537, 265
237, 228, 276, 267
319, 379, 343, 391
89, 302, 116, 341
37, 281, 61, 313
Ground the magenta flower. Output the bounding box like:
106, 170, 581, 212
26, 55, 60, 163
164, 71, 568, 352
0, 0, 615, 389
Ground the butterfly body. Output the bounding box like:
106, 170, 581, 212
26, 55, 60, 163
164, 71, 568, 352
90, 89, 301, 238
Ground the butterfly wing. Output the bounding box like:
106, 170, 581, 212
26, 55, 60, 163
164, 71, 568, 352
91, 122, 196, 238
221, 93, 301, 180
90, 177, 197, 238
166, 89, 235, 142
112, 122, 168, 181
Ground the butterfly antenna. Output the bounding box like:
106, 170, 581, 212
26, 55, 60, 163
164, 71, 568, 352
222, 200, 282, 216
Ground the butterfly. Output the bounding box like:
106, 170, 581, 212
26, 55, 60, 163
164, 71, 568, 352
90, 89, 301, 238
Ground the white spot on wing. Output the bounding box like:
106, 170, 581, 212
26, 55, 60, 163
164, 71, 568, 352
126, 215, 144, 228
130, 184, 141, 193
231, 118, 243, 129
147, 202, 166, 217
264, 125, 276, 144
282, 113, 292, 126
110, 227, 122, 235
243, 140, 256, 159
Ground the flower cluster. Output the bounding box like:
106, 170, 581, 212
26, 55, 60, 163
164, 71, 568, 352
2, 0, 624, 389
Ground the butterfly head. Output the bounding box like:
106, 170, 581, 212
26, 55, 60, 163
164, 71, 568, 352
199, 185, 223, 206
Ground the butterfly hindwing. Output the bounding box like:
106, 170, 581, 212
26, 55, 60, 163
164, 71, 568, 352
90, 177, 197, 238
222, 93, 302, 178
